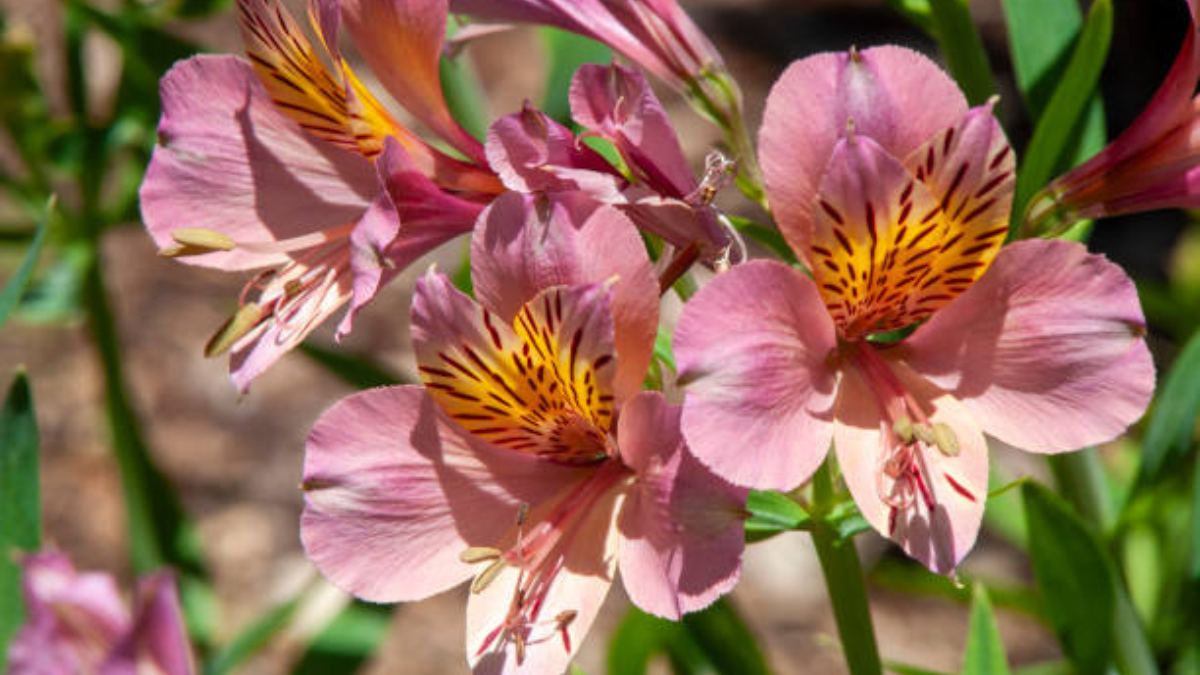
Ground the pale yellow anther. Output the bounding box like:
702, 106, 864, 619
459, 546, 503, 564
205, 303, 266, 357
932, 423, 960, 457
171, 228, 236, 251
892, 417, 915, 444
912, 422, 936, 446
470, 558, 507, 594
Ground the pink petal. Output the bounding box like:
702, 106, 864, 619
834, 357, 988, 574
485, 104, 623, 196
9, 553, 131, 675
140, 55, 376, 271
301, 385, 587, 602
759, 46, 966, 256
569, 63, 696, 198
616, 392, 747, 620
104, 574, 194, 675
470, 192, 658, 403
674, 260, 839, 491
466, 484, 622, 674
339, 0, 485, 163
900, 239, 1155, 453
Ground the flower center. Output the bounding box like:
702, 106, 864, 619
460, 461, 629, 664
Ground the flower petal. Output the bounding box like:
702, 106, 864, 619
759, 46, 967, 257
900, 239, 1155, 453
339, 0, 485, 163
616, 392, 747, 620
412, 271, 619, 462
485, 104, 623, 196
301, 385, 587, 602
140, 55, 376, 270
674, 260, 839, 491
471, 192, 658, 403
834, 358, 988, 574
103, 574, 194, 675
9, 553, 130, 675
466, 483, 622, 675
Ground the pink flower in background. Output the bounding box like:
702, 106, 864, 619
673, 46, 1154, 573
449, 0, 726, 95
487, 63, 731, 261
139, 0, 501, 391
1031, 0, 1200, 232
300, 194, 746, 672
7, 553, 193, 675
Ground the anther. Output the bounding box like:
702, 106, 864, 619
556, 610, 577, 653
471, 558, 507, 594
516, 502, 530, 527
912, 422, 936, 447
460, 547, 502, 564
892, 417, 915, 444
205, 303, 265, 357
932, 423, 960, 457
166, 228, 236, 255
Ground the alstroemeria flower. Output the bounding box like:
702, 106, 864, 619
448, 0, 725, 98
140, 0, 502, 391
1029, 0, 1200, 234
301, 193, 746, 673
673, 46, 1154, 573
7, 553, 194, 675
487, 63, 730, 260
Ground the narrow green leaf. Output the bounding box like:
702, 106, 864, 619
0, 200, 51, 327
882, 0, 934, 34
607, 607, 709, 675
963, 585, 1011, 675
746, 489, 810, 535
1136, 329, 1200, 490
886, 664, 952, 675
300, 343, 403, 390
441, 17, 491, 141
1011, 0, 1113, 224
680, 599, 771, 675
1191, 457, 1200, 584
927, 0, 995, 105
542, 28, 612, 125
727, 215, 797, 265
0, 371, 41, 672
1022, 482, 1115, 673
203, 599, 300, 675
291, 602, 394, 675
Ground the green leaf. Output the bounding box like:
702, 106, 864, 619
607, 607, 708, 675
746, 489, 811, 538
1136, 329, 1200, 490
927, 0, 995, 105
203, 599, 300, 675
885, 663, 951, 675
300, 343, 403, 390
0, 371, 41, 672
441, 17, 491, 141
292, 601, 394, 675
542, 28, 612, 125
727, 215, 797, 265
963, 585, 1011, 675
0, 200, 51, 327
680, 599, 771, 675
1011, 0, 1113, 225
1192, 457, 1200, 585
1022, 482, 1115, 674
1000, 0, 1108, 173
882, 0, 934, 34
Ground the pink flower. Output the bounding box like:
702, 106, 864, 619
448, 0, 726, 96
1031, 0, 1200, 233
7, 553, 194, 675
673, 46, 1154, 573
300, 193, 746, 673
486, 63, 731, 260
139, 0, 502, 391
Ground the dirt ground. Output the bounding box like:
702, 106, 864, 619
9, 0, 1181, 671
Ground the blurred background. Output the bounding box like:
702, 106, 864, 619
0, 0, 1196, 672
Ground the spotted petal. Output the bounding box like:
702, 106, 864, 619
412, 272, 618, 463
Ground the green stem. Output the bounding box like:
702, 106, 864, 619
1048, 451, 1159, 675
810, 462, 883, 675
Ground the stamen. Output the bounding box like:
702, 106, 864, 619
205, 304, 266, 357
460, 547, 502, 564
471, 559, 507, 594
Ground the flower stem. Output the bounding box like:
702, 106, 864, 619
1048, 451, 1160, 675
810, 461, 883, 675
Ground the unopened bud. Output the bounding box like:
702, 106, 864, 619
932, 423, 960, 457
459, 546, 502, 564
205, 303, 265, 357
